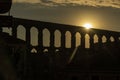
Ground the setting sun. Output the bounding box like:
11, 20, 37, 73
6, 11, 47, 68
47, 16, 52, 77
83, 23, 92, 29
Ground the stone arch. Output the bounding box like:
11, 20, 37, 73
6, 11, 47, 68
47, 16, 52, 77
110, 36, 115, 42
43, 28, 50, 47
17, 25, 26, 41
54, 30, 61, 47
30, 27, 38, 46
102, 35, 107, 43
94, 34, 98, 43
85, 34, 90, 48
75, 32, 81, 47
65, 31, 71, 48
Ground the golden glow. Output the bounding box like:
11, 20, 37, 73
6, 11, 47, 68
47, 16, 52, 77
83, 23, 92, 29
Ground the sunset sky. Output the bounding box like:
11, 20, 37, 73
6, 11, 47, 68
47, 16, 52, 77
10, 0, 120, 31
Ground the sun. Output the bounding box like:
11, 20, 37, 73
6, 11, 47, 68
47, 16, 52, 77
83, 23, 92, 29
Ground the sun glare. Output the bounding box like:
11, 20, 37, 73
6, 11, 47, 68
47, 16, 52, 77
83, 23, 92, 29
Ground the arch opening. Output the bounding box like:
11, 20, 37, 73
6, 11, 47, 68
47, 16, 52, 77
54, 30, 61, 47
30, 27, 38, 46
102, 35, 107, 43
43, 28, 50, 47
17, 25, 26, 41
43, 49, 49, 53
31, 48, 37, 53
85, 34, 90, 48
65, 31, 71, 48
2, 27, 12, 35
110, 36, 115, 42
94, 34, 98, 43
75, 32, 81, 47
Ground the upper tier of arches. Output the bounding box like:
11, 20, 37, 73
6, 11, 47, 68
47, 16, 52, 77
12, 18, 120, 50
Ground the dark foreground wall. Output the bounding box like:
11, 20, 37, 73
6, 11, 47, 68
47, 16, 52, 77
25, 42, 120, 80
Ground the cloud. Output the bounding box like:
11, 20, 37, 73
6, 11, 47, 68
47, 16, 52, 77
13, 0, 40, 3
13, 0, 120, 8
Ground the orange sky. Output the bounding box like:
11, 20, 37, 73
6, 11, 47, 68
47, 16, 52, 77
2, 0, 120, 47
10, 0, 120, 31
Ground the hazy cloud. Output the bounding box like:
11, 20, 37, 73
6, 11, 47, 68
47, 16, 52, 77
13, 0, 120, 8
13, 0, 40, 3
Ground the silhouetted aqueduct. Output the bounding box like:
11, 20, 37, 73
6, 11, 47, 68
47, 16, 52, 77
12, 18, 120, 51
2, 17, 120, 80
1, 0, 120, 80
